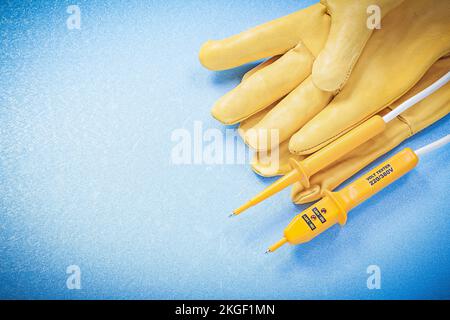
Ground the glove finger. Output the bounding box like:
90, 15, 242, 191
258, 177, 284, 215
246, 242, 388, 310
242, 56, 281, 82
312, 0, 404, 91
199, 3, 329, 71
289, 0, 450, 155
238, 56, 282, 143
211, 43, 314, 125
238, 100, 278, 140
237, 56, 282, 139
243, 77, 333, 151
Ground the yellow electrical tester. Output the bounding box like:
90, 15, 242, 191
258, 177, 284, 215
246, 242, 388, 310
267, 147, 419, 253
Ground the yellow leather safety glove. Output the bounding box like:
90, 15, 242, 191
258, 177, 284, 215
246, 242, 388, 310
200, 0, 450, 157
248, 57, 450, 204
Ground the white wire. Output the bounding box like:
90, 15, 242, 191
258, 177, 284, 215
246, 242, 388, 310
383, 71, 450, 123
415, 134, 450, 157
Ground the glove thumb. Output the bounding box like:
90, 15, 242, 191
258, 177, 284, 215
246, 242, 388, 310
312, 0, 403, 92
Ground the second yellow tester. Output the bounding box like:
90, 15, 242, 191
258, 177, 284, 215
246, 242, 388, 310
267, 147, 419, 253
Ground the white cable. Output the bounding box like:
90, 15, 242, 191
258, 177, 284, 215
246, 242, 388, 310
383, 71, 450, 123
415, 134, 450, 157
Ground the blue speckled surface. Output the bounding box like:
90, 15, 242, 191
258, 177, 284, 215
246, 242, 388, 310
0, 0, 449, 299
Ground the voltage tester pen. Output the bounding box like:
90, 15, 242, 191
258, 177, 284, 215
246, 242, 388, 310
266, 134, 450, 253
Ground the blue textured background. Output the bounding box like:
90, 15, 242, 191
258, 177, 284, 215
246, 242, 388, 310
0, 0, 449, 299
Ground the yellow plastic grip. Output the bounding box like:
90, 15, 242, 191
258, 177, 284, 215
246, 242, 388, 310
281, 148, 419, 247
283, 193, 347, 246
336, 147, 419, 211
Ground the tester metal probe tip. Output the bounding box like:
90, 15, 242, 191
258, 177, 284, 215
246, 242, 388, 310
268, 238, 288, 253
233, 170, 300, 216
228, 213, 236, 218
264, 249, 271, 254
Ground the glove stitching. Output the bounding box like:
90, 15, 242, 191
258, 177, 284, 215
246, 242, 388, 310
337, 31, 372, 92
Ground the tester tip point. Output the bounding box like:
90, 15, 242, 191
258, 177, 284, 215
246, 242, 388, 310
233, 201, 253, 215
268, 237, 288, 253
265, 249, 271, 254
228, 213, 235, 218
